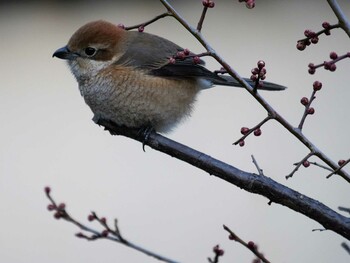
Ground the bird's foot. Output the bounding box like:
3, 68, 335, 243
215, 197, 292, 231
137, 126, 155, 152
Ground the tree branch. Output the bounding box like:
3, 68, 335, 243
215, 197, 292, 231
97, 119, 350, 241
327, 0, 350, 37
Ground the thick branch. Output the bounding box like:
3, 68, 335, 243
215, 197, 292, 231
327, 0, 350, 37
98, 119, 350, 241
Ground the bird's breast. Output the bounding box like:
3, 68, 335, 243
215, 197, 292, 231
78, 66, 201, 133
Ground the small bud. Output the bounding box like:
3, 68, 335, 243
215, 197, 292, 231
169, 57, 176, 64
329, 52, 338, 60
308, 63, 315, 69
307, 107, 315, 115
183, 48, 190, 55
329, 63, 337, 72
257, 60, 265, 69
100, 217, 107, 224
47, 204, 55, 211
300, 97, 309, 106
229, 234, 237, 240
308, 68, 316, 75
304, 29, 312, 37
253, 128, 262, 136
310, 37, 319, 44
247, 241, 256, 250
138, 26, 144, 32
193, 56, 201, 64
324, 61, 331, 70
101, 230, 109, 237
251, 67, 259, 75
246, 0, 255, 9
117, 23, 125, 29
324, 30, 331, 36
44, 186, 51, 194
239, 140, 245, 147
303, 160, 310, 167
313, 81, 322, 91
296, 42, 306, 51
250, 75, 258, 81
58, 203, 66, 210
338, 159, 346, 166
241, 127, 250, 135
176, 51, 185, 60
322, 21, 330, 29
54, 211, 62, 219
88, 214, 95, 221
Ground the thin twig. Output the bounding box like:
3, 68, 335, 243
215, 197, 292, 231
251, 155, 264, 176
124, 12, 172, 30
286, 152, 315, 180
223, 225, 271, 263
338, 206, 350, 215
327, 158, 350, 178
45, 188, 181, 263
341, 242, 350, 255
298, 89, 317, 130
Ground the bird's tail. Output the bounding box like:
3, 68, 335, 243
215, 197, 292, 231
212, 75, 287, 91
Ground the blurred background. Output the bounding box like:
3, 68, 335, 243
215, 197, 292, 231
1, 0, 350, 262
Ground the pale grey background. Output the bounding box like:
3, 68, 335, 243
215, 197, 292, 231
1, 0, 350, 262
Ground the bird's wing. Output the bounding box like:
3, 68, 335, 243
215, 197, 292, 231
113, 31, 223, 80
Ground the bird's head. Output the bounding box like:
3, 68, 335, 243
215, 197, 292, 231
53, 20, 127, 80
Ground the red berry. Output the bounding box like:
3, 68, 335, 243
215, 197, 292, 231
138, 26, 144, 32
329, 52, 338, 60
311, 37, 319, 44
307, 107, 315, 115
251, 67, 259, 75
101, 230, 109, 237
250, 75, 258, 81
308, 68, 316, 75
88, 214, 95, 221
313, 81, 322, 91
296, 42, 306, 51
44, 186, 51, 194
329, 63, 337, 72
322, 21, 330, 29
303, 160, 310, 167
239, 140, 245, 147
241, 127, 250, 135
338, 160, 346, 166
100, 217, 107, 224
47, 204, 55, 211
254, 128, 262, 136
54, 211, 62, 219
247, 241, 256, 249
193, 56, 201, 64
300, 97, 309, 106
257, 60, 265, 69
176, 51, 185, 60
183, 48, 190, 55
169, 57, 176, 64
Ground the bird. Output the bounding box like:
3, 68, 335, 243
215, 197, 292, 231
53, 20, 286, 133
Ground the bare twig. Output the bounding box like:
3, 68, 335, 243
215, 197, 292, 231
286, 153, 315, 180
327, 158, 350, 178
251, 155, 264, 176
124, 12, 172, 31
45, 187, 181, 263
223, 225, 271, 263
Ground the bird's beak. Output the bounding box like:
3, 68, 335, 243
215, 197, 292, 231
52, 46, 79, 60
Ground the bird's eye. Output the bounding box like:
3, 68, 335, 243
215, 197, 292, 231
84, 47, 97, 57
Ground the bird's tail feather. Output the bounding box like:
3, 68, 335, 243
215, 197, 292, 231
212, 75, 287, 91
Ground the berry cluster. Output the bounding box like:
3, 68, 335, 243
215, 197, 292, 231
169, 48, 202, 65
239, 0, 255, 9
296, 22, 332, 51
202, 0, 215, 8
250, 60, 267, 90
308, 51, 350, 74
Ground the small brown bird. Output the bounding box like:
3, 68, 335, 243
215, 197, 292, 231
53, 20, 285, 133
